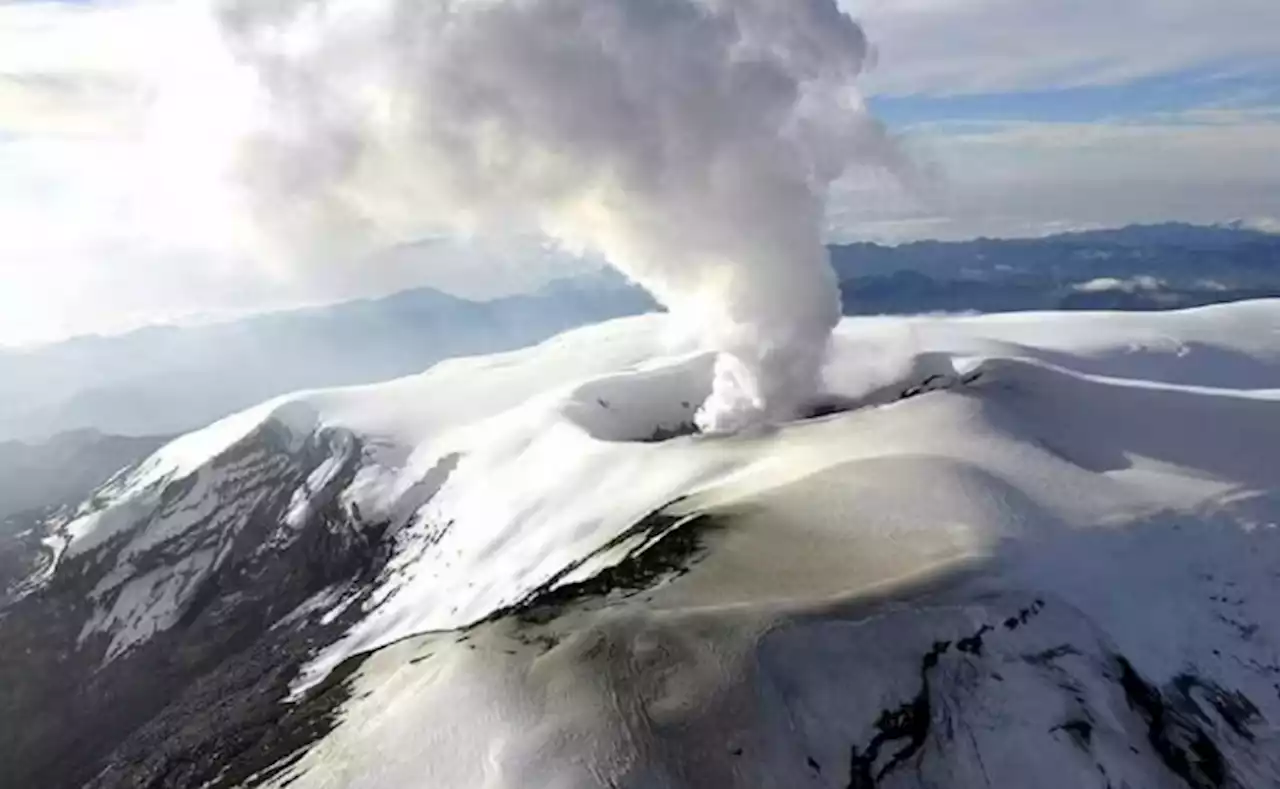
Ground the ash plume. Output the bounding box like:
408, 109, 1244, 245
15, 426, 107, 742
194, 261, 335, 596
216, 0, 904, 432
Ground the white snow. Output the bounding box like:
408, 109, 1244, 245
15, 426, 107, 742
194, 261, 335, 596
59, 397, 311, 558
294, 302, 1279, 688
53, 401, 324, 660
81, 547, 220, 661
269, 300, 1280, 789
30, 300, 1280, 787
1072, 275, 1165, 293
280, 430, 357, 534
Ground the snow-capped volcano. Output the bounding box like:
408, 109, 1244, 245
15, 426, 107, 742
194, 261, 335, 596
5, 301, 1280, 789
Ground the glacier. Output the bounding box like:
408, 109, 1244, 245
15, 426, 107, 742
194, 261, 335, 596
5, 300, 1280, 789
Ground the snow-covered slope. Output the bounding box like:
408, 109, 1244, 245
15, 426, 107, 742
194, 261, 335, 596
9, 300, 1280, 789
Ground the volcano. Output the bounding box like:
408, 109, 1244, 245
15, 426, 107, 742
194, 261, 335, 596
4, 301, 1280, 789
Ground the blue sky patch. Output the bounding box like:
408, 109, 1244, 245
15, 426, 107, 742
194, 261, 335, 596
868, 66, 1280, 128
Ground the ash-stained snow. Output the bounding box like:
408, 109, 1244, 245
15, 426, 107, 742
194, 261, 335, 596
38, 402, 355, 662
292, 302, 1279, 691
80, 547, 222, 661
282, 443, 349, 530
52, 398, 312, 561
24, 300, 1280, 788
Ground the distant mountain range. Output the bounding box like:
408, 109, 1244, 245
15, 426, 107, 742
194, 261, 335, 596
1, 222, 1276, 444
831, 221, 1280, 314
0, 429, 170, 590
0, 273, 655, 443
0, 430, 169, 527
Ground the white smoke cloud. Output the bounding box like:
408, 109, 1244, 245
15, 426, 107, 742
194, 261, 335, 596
215, 0, 904, 432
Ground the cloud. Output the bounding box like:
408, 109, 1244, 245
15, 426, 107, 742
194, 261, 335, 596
829, 109, 1280, 241
215, 0, 903, 431
843, 0, 1280, 96
1, 0, 1279, 344
1241, 217, 1280, 234
1072, 276, 1165, 294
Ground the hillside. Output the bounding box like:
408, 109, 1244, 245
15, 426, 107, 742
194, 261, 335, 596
2, 301, 1278, 788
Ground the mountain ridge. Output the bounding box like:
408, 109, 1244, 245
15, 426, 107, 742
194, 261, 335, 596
4, 223, 1279, 444
3, 301, 1279, 787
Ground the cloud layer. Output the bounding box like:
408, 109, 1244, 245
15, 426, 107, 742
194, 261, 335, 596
846, 0, 1280, 96
1, 0, 1279, 344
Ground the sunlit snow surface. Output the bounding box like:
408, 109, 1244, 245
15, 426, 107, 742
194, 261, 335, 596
39, 302, 1280, 788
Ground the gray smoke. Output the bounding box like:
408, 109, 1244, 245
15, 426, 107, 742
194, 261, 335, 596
217, 0, 902, 431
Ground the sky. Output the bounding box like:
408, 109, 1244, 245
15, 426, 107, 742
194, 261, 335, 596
1, 0, 1279, 346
